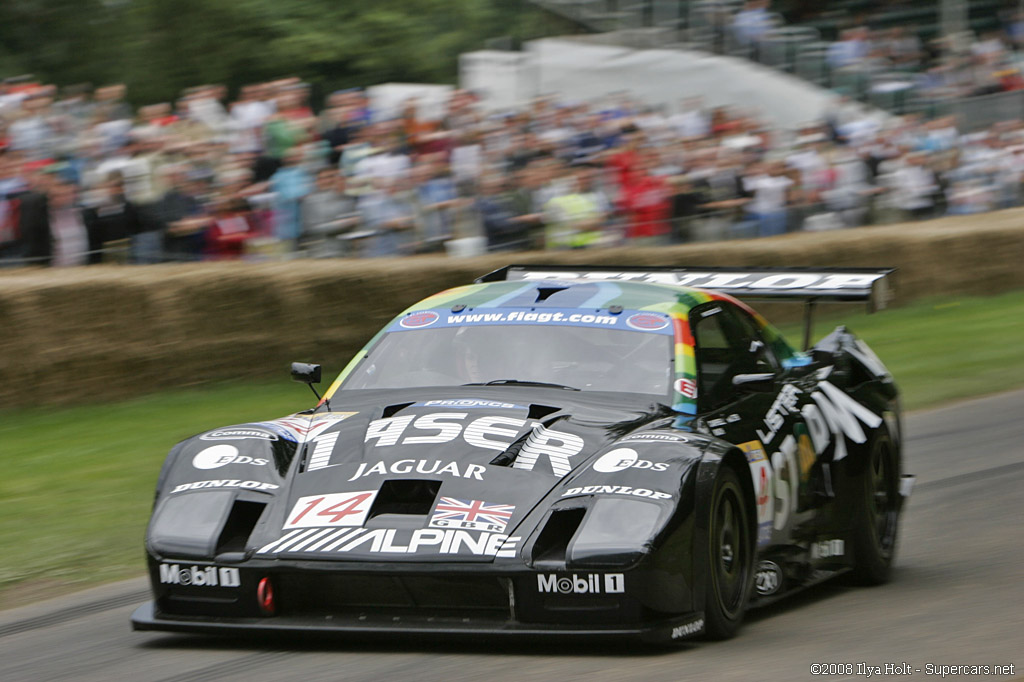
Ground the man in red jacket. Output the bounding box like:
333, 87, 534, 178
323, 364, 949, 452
619, 150, 672, 244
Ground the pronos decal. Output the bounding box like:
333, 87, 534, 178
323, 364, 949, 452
192, 445, 268, 470
429, 497, 515, 533
537, 573, 624, 594
591, 448, 669, 474
284, 491, 378, 529
171, 480, 278, 493
415, 399, 525, 410
257, 527, 521, 558
159, 564, 240, 588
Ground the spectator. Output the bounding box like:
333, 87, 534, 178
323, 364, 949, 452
742, 161, 793, 237
732, 0, 773, 50
411, 157, 460, 253
17, 161, 56, 265
477, 174, 529, 252
205, 195, 255, 260
85, 171, 143, 262
889, 152, 939, 221
359, 176, 416, 257
543, 166, 607, 249
8, 92, 56, 161
48, 178, 90, 266
160, 167, 210, 262
619, 151, 673, 244
827, 28, 871, 71
301, 167, 360, 257
0, 150, 27, 265
268, 147, 312, 251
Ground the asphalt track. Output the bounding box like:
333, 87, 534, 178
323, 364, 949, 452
2, 390, 1022, 682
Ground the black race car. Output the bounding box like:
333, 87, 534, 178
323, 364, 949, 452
132, 265, 914, 643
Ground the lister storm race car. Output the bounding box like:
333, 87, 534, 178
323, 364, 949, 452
132, 265, 914, 643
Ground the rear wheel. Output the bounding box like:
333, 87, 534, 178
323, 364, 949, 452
703, 465, 754, 640
849, 435, 900, 585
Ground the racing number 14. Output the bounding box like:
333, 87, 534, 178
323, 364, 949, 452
285, 491, 378, 529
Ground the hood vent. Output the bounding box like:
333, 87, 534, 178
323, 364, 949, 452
367, 479, 441, 519
215, 499, 267, 557
532, 507, 586, 566
381, 402, 415, 419
489, 431, 530, 468
528, 404, 560, 420
535, 286, 568, 302
489, 411, 561, 468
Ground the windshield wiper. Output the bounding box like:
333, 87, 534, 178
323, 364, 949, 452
463, 379, 580, 391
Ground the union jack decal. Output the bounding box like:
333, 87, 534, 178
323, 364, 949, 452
429, 497, 516, 533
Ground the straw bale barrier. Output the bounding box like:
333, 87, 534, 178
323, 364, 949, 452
2, 209, 1022, 409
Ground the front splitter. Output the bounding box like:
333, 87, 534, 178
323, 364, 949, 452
131, 602, 705, 645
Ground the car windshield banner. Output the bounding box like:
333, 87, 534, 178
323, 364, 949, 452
389, 308, 674, 335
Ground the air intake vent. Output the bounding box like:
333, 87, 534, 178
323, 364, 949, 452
535, 286, 568, 302
532, 508, 586, 565
381, 402, 414, 419
490, 412, 561, 468
215, 500, 267, 554
367, 479, 441, 519
528, 404, 560, 420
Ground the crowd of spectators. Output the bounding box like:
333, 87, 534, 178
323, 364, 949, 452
3, 72, 1024, 268
721, 0, 1024, 102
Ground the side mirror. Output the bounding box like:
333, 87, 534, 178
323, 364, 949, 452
291, 362, 321, 385
732, 373, 775, 393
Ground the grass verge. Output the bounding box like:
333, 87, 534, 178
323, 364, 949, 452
2, 289, 1024, 608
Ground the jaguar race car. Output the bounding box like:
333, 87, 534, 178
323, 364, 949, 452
131, 265, 914, 644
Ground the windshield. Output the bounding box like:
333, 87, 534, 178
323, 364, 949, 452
342, 321, 674, 396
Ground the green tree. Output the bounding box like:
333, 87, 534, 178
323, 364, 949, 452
1, 0, 560, 105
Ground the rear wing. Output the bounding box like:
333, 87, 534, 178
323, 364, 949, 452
476, 265, 896, 349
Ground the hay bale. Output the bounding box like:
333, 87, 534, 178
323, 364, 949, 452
3, 210, 1024, 408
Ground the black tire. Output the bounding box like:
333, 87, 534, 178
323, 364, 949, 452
849, 434, 901, 585
703, 465, 754, 640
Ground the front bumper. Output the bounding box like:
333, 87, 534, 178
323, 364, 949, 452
133, 560, 702, 644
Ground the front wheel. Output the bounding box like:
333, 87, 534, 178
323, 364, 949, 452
849, 435, 901, 585
703, 465, 754, 640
